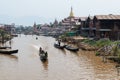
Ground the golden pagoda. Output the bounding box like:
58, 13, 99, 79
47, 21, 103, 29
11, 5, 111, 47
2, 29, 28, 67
69, 7, 74, 18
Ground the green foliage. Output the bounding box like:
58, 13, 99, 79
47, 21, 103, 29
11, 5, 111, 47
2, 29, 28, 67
95, 51, 100, 56
95, 39, 112, 48
111, 42, 120, 57
82, 39, 96, 46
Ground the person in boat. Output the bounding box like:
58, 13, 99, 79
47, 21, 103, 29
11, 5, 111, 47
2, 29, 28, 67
39, 47, 45, 54
36, 37, 38, 40
39, 47, 44, 54
58, 39, 61, 46
39, 47, 42, 52
45, 51, 48, 57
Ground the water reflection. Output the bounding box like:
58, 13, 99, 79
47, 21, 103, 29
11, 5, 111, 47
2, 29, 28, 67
61, 49, 66, 55
41, 59, 49, 70
0, 54, 18, 60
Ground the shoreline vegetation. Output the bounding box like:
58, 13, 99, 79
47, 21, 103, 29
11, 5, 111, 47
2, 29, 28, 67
59, 35, 120, 64
0, 30, 13, 44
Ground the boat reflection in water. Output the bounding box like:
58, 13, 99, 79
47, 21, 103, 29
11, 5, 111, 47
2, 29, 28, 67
0, 54, 18, 60
41, 59, 49, 70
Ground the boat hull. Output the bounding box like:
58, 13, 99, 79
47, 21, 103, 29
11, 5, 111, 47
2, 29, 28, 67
0, 49, 18, 54
65, 45, 79, 52
54, 43, 65, 49
39, 51, 48, 61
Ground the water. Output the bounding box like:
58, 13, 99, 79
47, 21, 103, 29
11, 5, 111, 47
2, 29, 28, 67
0, 35, 119, 80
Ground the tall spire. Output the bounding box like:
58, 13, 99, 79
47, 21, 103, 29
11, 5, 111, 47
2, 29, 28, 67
33, 22, 37, 32
69, 6, 74, 17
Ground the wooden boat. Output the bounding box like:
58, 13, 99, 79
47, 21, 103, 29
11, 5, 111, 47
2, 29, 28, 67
65, 45, 79, 52
0, 49, 18, 54
54, 43, 65, 49
39, 50, 48, 61
0, 46, 11, 49
11, 34, 18, 37
40, 54, 47, 61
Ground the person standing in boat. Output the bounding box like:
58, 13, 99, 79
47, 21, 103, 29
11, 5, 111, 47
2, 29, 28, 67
45, 51, 48, 57
39, 47, 45, 54
58, 39, 61, 46
39, 47, 42, 53
39, 47, 44, 56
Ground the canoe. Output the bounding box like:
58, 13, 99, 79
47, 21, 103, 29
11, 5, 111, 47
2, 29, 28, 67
0, 49, 18, 54
40, 54, 47, 61
0, 47, 11, 49
65, 45, 79, 52
54, 43, 65, 49
39, 51, 48, 61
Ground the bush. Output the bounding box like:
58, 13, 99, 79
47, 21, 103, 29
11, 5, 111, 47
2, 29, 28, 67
95, 51, 100, 56
95, 39, 112, 48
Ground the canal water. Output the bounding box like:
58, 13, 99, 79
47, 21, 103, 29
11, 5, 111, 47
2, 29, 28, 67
0, 35, 119, 80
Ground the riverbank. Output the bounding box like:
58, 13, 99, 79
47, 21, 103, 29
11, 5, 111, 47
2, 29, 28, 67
60, 35, 120, 64
60, 36, 97, 51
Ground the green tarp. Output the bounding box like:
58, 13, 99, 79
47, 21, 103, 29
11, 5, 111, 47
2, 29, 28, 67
67, 32, 76, 36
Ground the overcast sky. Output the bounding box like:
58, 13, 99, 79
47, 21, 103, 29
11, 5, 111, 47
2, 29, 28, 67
0, 0, 119, 26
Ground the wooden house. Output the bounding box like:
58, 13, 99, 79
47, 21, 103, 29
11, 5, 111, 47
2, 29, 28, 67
85, 16, 95, 37
79, 17, 88, 36
93, 14, 120, 40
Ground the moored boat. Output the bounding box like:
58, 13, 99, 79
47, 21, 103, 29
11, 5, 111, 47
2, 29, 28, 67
0, 49, 18, 54
54, 43, 65, 49
0, 46, 11, 49
65, 45, 79, 52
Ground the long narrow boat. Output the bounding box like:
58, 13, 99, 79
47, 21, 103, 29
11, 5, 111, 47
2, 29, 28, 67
65, 45, 79, 52
0, 49, 18, 55
54, 43, 65, 49
0, 46, 11, 49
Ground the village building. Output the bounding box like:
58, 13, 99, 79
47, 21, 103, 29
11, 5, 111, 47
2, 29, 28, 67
79, 17, 88, 36
60, 7, 80, 31
80, 16, 96, 37
59, 7, 80, 36
93, 14, 120, 40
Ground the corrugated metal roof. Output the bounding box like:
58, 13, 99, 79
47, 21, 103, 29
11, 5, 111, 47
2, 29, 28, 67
95, 14, 120, 20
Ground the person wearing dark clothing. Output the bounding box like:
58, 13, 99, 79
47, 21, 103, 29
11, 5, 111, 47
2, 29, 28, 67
58, 41, 60, 46
45, 52, 48, 57
58, 40, 61, 46
39, 47, 42, 53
